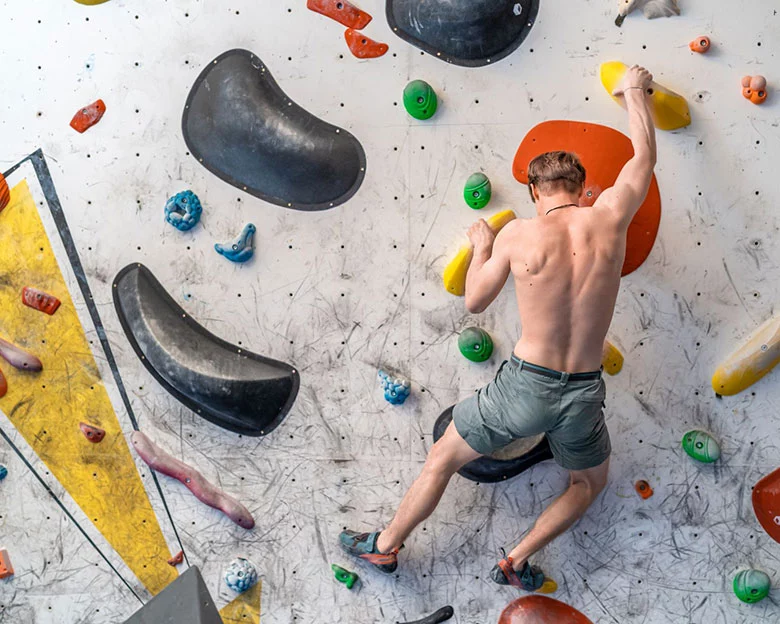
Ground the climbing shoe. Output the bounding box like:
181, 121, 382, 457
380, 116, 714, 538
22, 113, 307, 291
339, 530, 400, 574
490, 552, 545, 591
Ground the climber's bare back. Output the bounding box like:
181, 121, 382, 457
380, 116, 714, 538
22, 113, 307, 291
504, 203, 627, 373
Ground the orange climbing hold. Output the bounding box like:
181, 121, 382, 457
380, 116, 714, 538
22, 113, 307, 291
635, 480, 654, 499
70, 99, 106, 133
513, 120, 662, 277
0, 549, 13, 579
79, 422, 106, 443
307, 0, 372, 29
742, 76, 768, 105
168, 550, 184, 566
499, 595, 594, 624
752, 467, 780, 544
0, 173, 9, 213
689, 36, 711, 53
345, 29, 388, 58
21, 287, 61, 316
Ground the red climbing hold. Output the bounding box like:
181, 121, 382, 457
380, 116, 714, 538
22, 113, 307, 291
752, 467, 780, 544
499, 595, 594, 624
689, 36, 711, 53
635, 480, 654, 499
168, 550, 184, 566
70, 99, 106, 133
0, 367, 7, 399
345, 28, 389, 59
79, 422, 106, 443
0, 549, 13, 579
307, 0, 372, 29
21, 287, 61, 316
0, 173, 9, 213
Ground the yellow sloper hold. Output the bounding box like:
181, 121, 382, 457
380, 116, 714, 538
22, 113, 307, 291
712, 316, 780, 396
442, 209, 517, 296
0, 181, 176, 594
602, 340, 624, 375
220, 581, 262, 624
600, 61, 691, 131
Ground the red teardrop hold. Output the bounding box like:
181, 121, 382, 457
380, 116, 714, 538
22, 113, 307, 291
345, 28, 389, 59
70, 99, 106, 133
79, 422, 106, 443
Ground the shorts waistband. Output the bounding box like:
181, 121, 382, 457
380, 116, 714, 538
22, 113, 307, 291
510, 354, 602, 381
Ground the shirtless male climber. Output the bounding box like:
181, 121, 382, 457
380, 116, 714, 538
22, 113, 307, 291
340, 65, 657, 590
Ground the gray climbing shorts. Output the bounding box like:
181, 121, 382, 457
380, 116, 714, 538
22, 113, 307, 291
452, 355, 611, 471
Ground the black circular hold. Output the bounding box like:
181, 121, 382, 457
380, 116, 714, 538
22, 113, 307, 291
433, 406, 553, 483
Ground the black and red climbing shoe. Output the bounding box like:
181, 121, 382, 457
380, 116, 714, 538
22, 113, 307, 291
338, 530, 401, 573
490, 551, 545, 591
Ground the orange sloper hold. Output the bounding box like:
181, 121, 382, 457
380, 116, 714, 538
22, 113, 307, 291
741, 75, 768, 105
499, 595, 594, 624
70, 99, 106, 133
635, 480, 654, 499
307, 0, 371, 29
513, 120, 662, 277
689, 36, 711, 53
345, 29, 388, 59
753, 467, 780, 544
0, 549, 13, 579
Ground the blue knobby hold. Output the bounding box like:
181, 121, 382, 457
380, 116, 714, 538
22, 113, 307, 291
164, 190, 203, 231
224, 557, 258, 593
0, 464, 7, 481
378, 369, 411, 405
215, 223, 256, 263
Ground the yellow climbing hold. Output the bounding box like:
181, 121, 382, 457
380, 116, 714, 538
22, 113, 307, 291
443, 210, 517, 296
73, 1, 111, 5
537, 578, 559, 594
602, 340, 624, 375
0, 180, 176, 595
220, 581, 262, 624
600, 61, 691, 131
712, 315, 780, 396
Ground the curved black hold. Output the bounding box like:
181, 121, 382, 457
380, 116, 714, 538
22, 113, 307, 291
433, 406, 552, 483
386, 0, 540, 67
112, 264, 299, 437
398, 606, 454, 624
182, 49, 366, 211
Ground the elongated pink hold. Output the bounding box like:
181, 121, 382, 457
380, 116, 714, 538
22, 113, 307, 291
0, 336, 43, 372
131, 431, 255, 529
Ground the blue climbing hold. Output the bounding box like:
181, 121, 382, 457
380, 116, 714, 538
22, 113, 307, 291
378, 370, 411, 405
215, 223, 256, 263
0, 465, 6, 481
164, 190, 203, 231
224, 557, 258, 593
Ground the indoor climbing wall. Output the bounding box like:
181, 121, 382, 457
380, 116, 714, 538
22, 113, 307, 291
1, 1, 779, 623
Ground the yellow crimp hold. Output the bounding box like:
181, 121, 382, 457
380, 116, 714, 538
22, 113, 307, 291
537, 578, 559, 594
0, 181, 176, 594
712, 316, 780, 396
442, 209, 517, 296
220, 581, 262, 624
600, 61, 691, 131
602, 340, 624, 375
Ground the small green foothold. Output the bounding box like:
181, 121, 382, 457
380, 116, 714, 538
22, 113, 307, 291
403, 80, 438, 120
458, 327, 494, 363
464, 172, 492, 209
733, 569, 771, 603
331, 564, 359, 590
681, 430, 721, 463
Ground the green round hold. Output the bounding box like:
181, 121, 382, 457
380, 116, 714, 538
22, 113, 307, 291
733, 569, 770, 604
458, 327, 494, 363
682, 430, 721, 463
403, 80, 438, 120
464, 172, 492, 209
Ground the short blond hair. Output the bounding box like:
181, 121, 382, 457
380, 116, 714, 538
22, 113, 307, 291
527, 151, 586, 201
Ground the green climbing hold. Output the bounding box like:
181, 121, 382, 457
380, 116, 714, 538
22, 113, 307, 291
403, 80, 438, 120
331, 564, 359, 590
464, 172, 492, 209
681, 430, 721, 463
733, 569, 771, 603
458, 327, 494, 363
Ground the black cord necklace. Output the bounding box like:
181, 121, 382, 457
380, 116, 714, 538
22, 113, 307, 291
545, 203, 578, 216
